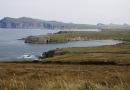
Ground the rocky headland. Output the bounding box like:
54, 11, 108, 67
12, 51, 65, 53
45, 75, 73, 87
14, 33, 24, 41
21, 30, 127, 44
23, 35, 90, 44
0, 17, 70, 29
22, 31, 92, 44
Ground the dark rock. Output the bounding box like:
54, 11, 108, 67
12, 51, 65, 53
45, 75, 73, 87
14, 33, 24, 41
39, 49, 69, 59
25, 36, 39, 43
24, 36, 50, 44
54, 31, 72, 34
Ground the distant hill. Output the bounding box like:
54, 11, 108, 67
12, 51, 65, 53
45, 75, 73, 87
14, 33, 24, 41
97, 23, 105, 25
0, 17, 70, 29
0, 17, 130, 29
124, 23, 129, 26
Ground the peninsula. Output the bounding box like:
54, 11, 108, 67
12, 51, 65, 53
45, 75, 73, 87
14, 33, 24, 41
22, 30, 130, 44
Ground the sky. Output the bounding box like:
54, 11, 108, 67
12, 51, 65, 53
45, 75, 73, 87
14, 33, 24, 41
0, 0, 130, 24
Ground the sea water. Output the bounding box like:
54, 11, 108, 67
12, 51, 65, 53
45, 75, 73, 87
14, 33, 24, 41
0, 29, 121, 61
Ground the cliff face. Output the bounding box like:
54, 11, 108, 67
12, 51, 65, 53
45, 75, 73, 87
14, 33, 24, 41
0, 17, 70, 29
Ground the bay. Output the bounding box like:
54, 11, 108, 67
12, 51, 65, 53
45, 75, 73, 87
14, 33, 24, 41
0, 29, 121, 61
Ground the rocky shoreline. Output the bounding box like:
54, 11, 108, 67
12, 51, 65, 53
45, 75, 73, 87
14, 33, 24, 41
38, 49, 69, 59
19, 31, 126, 60
22, 35, 68, 44
23, 36, 92, 44
21, 31, 101, 44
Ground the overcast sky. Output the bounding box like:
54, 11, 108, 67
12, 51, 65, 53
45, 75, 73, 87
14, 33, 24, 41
0, 0, 130, 24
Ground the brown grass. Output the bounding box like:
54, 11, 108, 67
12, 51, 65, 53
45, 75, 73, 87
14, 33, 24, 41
0, 63, 130, 90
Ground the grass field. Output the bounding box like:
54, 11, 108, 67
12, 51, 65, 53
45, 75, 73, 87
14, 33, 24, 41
0, 63, 130, 90
41, 42, 130, 65
47, 30, 130, 41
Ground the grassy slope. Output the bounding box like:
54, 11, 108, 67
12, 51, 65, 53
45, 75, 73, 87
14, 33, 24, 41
47, 30, 130, 41
42, 42, 130, 65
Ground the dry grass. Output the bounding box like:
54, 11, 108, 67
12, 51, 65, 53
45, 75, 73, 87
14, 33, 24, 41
0, 63, 130, 90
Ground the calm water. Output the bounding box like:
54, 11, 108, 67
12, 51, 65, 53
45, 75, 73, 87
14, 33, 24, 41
0, 29, 121, 61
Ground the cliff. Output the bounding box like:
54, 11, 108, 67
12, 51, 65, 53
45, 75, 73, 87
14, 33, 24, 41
0, 17, 70, 29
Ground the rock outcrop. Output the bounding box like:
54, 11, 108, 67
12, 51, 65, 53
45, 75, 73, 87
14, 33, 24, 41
23, 35, 91, 44
24, 35, 67, 44
39, 49, 68, 59
54, 31, 72, 34
24, 36, 50, 44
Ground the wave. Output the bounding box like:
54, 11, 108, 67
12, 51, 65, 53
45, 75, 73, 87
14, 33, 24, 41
17, 55, 39, 60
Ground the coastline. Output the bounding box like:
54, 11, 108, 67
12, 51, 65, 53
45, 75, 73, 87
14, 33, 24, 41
0, 30, 130, 89
21, 30, 129, 44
